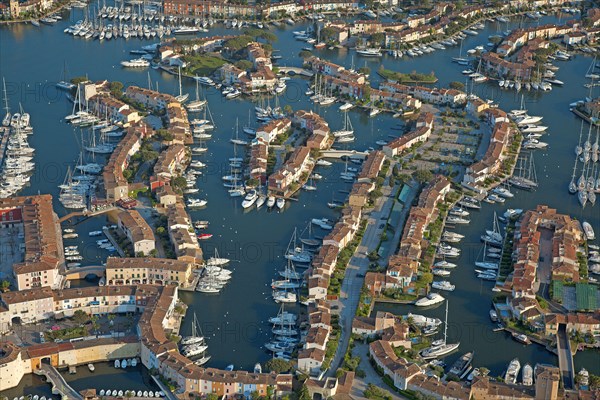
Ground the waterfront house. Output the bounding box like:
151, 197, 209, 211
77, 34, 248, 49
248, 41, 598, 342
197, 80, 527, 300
369, 340, 422, 390
0, 195, 64, 291
125, 86, 176, 110
297, 348, 326, 375
255, 118, 291, 143
117, 209, 156, 256
154, 144, 187, 181
106, 257, 194, 288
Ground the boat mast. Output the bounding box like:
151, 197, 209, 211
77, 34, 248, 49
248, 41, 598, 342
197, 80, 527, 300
2, 77, 9, 118
178, 66, 183, 97
443, 300, 449, 345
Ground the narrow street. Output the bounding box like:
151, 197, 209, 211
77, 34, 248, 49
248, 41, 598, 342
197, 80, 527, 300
326, 169, 401, 377
350, 343, 405, 400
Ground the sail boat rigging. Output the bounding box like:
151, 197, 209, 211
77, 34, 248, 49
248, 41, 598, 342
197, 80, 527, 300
186, 77, 207, 111
420, 301, 460, 359
175, 66, 189, 103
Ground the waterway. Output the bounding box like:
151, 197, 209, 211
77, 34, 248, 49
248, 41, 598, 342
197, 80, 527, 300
0, 5, 598, 396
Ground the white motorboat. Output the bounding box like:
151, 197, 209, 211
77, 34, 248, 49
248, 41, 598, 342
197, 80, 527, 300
241, 189, 258, 209
120, 58, 150, 68
276, 198, 285, 210
504, 358, 521, 384
415, 293, 445, 307
187, 198, 208, 208
431, 281, 455, 291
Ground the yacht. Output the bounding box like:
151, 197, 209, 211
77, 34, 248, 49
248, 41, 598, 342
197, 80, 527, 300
492, 186, 514, 198
434, 260, 456, 269
448, 351, 474, 378
522, 364, 533, 386
504, 358, 521, 384
196, 76, 215, 86
266, 196, 276, 208
181, 343, 209, 357
269, 311, 297, 325
420, 301, 459, 359
583, 221, 595, 240
311, 218, 333, 230
273, 291, 297, 303
415, 293, 445, 307
276, 198, 285, 210
285, 247, 312, 263
207, 250, 229, 266
356, 48, 382, 57
187, 198, 208, 208
173, 26, 201, 35
120, 58, 150, 68
431, 281, 455, 292
241, 189, 258, 209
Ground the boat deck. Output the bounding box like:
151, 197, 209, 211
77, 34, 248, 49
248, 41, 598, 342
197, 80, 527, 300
0, 127, 9, 168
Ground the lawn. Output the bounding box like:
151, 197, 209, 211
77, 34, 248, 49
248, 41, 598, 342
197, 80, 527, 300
377, 68, 438, 84
182, 54, 228, 76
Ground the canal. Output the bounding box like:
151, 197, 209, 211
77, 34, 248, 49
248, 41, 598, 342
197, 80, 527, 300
0, 5, 598, 396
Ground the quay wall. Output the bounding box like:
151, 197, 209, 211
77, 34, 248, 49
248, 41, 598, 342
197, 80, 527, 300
0, 338, 139, 392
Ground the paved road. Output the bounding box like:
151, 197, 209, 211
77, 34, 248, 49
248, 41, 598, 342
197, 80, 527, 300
326, 175, 398, 377
556, 324, 575, 389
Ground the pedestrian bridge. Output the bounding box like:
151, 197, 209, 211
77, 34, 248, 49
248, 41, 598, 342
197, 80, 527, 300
278, 67, 314, 77
58, 207, 117, 223
35, 363, 83, 400
320, 150, 370, 159
64, 265, 106, 280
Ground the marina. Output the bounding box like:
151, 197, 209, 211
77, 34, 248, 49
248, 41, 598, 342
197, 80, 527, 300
0, 3, 599, 398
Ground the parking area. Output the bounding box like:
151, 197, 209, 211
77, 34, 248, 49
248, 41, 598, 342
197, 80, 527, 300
0, 224, 24, 285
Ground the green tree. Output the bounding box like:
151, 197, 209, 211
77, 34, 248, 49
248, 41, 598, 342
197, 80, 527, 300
320, 27, 338, 42
299, 50, 313, 59
224, 35, 254, 51
123, 169, 133, 181
110, 81, 124, 97
0, 280, 10, 291
156, 226, 166, 235
283, 104, 293, 115
420, 272, 433, 285
449, 81, 465, 91
141, 149, 159, 162
370, 32, 385, 45
206, 394, 219, 400
298, 384, 311, 400
70, 76, 88, 85
173, 176, 188, 190
235, 60, 254, 71
414, 169, 433, 184
73, 310, 89, 325
358, 66, 370, 75
265, 358, 293, 373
